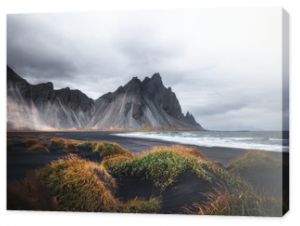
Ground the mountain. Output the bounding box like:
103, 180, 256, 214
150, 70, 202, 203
7, 66, 95, 130
7, 66, 203, 131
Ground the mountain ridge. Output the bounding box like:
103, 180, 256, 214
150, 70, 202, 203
7, 66, 203, 131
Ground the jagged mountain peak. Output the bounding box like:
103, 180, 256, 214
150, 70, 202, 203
7, 66, 29, 85
92, 72, 203, 130
33, 82, 54, 90
123, 76, 143, 93
151, 72, 162, 80
142, 72, 162, 86
7, 67, 203, 131
124, 72, 163, 89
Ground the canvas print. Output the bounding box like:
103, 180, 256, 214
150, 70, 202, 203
7, 8, 289, 216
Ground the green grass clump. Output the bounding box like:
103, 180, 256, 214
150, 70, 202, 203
48, 137, 133, 159
122, 198, 161, 213
8, 154, 162, 212
92, 142, 133, 159
37, 155, 119, 212
106, 145, 242, 191
76, 141, 93, 150
102, 155, 133, 167
8, 135, 134, 161
193, 190, 282, 216
49, 138, 66, 151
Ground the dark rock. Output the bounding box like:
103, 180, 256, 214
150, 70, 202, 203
183, 111, 201, 127
7, 66, 95, 129
7, 65, 203, 130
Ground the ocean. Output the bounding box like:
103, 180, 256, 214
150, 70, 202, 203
114, 131, 289, 152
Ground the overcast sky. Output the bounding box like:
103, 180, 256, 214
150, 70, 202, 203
7, 8, 286, 130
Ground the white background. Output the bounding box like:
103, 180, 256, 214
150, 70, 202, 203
0, 0, 299, 226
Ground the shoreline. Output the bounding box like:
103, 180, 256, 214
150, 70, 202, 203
8, 130, 287, 154
8, 131, 287, 163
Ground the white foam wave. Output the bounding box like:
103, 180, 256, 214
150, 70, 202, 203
114, 132, 287, 152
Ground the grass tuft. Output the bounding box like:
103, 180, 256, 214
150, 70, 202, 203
122, 197, 161, 213
106, 145, 242, 191
227, 150, 282, 196
8, 155, 162, 212
37, 155, 119, 211
191, 189, 282, 216
92, 141, 133, 159
28, 143, 49, 153
8, 134, 282, 215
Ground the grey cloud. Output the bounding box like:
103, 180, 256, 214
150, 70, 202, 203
7, 10, 286, 130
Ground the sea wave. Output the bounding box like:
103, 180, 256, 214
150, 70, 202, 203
113, 132, 288, 152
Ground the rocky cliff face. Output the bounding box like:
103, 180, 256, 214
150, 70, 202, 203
7, 66, 203, 131
89, 73, 202, 130
7, 66, 95, 130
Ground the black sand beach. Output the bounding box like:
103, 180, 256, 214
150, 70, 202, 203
7, 131, 241, 181
7, 131, 288, 215
7, 131, 284, 182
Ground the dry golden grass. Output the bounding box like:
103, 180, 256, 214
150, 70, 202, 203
49, 137, 66, 150
49, 137, 85, 152
38, 155, 119, 211
47, 137, 133, 158
189, 189, 282, 216
8, 155, 161, 212
228, 150, 281, 173
145, 145, 208, 160
122, 198, 161, 213
7, 134, 285, 215
8, 135, 135, 160
102, 155, 134, 167
28, 143, 49, 153
92, 141, 134, 160
227, 150, 282, 196
64, 143, 78, 153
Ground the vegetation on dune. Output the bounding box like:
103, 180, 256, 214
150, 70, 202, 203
23, 138, 38, 147
37, 155, 118, 211
8, 134, 283, 215
7, 135, 37, 151
227, 150, 282, 196
64, 143, 78, 153
228, 151, 281, 174
102, 154, 133, 167
28, 143, 49, 153
48, 138, 133, 157
92, 141, 133, 159
196, 150, 285, 216
191, 189, 282, 216
122, 198, 161, 213
106, 145, 243, 191
8, 135, 133, 159
8, 155, 161, 213
49, 137, 66, 151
